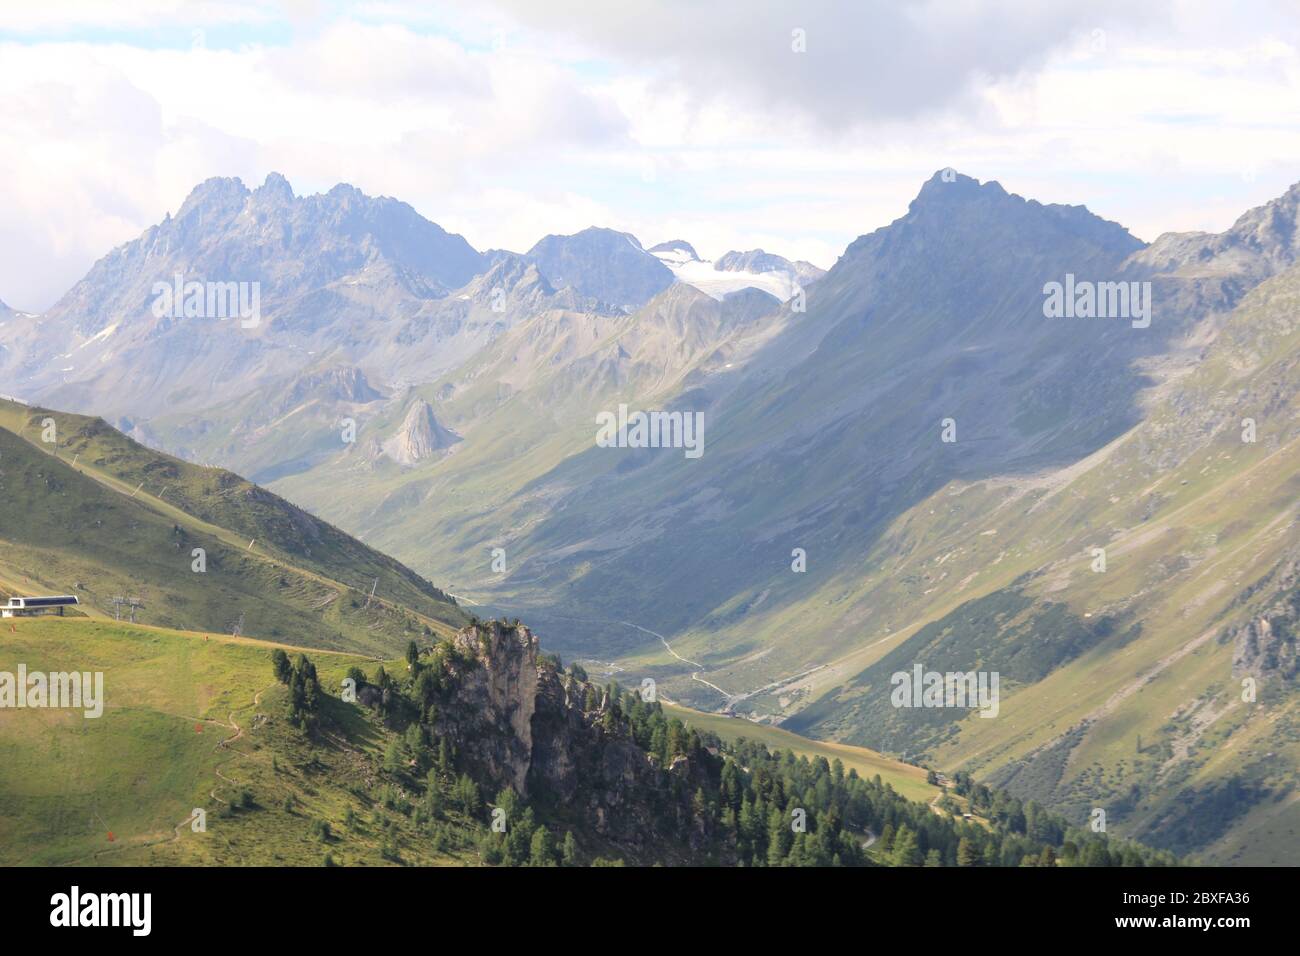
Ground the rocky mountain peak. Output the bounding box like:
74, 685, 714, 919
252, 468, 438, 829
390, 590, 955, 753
477, 253, 557, 299
326, 182, 364, 202
380, 399, 460, 465
526, 227, 675, 311
175, 175, 251, 220
910, 168, 991, 205
914, 170, 1138, 250
1211, 179, 1300, 262
1130, 178, 1300, 283
840, 170, 1143, 271
715, 248, 771, 272
253, 171, 295, 204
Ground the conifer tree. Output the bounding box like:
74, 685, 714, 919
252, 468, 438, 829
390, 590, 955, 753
957, 836, 979, 867
890, 825, 920, 867
530, 826, 556, 866
561, 831, 578, 867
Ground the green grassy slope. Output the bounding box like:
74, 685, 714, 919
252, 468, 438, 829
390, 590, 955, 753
0, 617, 476, 865
0, 399, 468, 655
0, 617, 1164, 868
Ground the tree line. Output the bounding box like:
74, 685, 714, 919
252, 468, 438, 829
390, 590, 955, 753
274, 628, 1178, 867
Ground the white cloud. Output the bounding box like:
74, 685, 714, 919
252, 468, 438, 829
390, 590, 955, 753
0, 0, 276, 33
482, 0, 1166, 127
1, 2, 1299, 310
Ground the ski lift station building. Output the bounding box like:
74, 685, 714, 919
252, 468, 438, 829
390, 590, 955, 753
1, 595, 80, 618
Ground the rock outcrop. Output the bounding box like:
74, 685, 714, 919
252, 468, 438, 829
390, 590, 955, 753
1230, 553, 1300, 681
380, 399, 460, 464
433, 621, 718, 852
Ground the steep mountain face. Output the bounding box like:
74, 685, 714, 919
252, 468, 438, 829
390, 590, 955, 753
0, 173, 495, 422
380, 171, 1158, 650
779, 212, 1300, 862
40, 219, 618, 481
281, 365, 386, 407
525, 227, 676, 310
461, 170, 1292, 685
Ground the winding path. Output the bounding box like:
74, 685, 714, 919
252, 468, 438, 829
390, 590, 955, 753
60, 681, 276, 865
618, 620, 734, 701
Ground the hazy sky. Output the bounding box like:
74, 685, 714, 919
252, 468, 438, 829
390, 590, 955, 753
2, 0, 1299, 311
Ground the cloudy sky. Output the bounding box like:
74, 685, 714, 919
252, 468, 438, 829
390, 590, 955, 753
2, 0, 1299, 311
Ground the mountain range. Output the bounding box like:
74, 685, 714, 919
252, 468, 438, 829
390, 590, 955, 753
1, 169, 1296, 863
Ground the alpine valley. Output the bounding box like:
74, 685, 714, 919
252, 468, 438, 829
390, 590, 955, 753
1, 169, 1295, 866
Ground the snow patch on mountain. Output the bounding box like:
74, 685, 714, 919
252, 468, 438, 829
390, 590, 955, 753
649, 243, 817, 302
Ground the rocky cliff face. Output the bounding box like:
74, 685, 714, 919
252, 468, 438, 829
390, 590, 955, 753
434, 621, 717, 851
1230, 551, 1300, 681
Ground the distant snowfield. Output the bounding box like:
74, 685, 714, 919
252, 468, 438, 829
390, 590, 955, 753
652, 251, 796, 302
